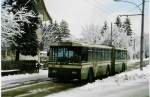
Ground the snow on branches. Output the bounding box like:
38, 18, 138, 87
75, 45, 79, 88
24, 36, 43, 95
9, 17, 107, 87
1, 5, 36, 47
40, 23, 59, 50
40, 20, 70, 51
81, 24, 101, 44
81, 23, 110, 45
112, 25, 129, 48
81, 19, 135, 60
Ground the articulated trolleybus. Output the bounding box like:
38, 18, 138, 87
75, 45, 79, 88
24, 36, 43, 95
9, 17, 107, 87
47, 41, 127, 81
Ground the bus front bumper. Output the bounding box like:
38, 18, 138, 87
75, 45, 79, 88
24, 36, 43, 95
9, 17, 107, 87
48, 65, 81, 80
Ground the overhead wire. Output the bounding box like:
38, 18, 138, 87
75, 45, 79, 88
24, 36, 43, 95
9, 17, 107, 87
124, 0, 149, 14
85, 0, 109, 15
85, 0, 117, 23
86, 0, 135, 22
93, 0, 116, 14
92, 0, 119, 21
83, 0, 147, 24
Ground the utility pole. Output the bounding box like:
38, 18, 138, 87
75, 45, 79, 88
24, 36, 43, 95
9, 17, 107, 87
119, 12, 145, 70
110, 22, 113, 46
133, 36, 136, 59
114, 0, 146, 70
140, 0, 145, 70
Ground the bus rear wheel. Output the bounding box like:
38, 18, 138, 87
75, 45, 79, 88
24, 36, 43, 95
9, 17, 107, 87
87, 68, 94, 83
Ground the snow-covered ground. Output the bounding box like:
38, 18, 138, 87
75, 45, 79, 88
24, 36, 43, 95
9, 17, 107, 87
127, 58, 149, 65
2, 70, 48, 89
46, 65, 150, 97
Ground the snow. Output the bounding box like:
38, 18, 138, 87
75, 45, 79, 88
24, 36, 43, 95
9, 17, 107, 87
2, 70, 48, 89
41, 20, 70, 50
80, 20, 143, 60
46, 65, 150, 97
127, 58, 149, 65
1, 3, 36, 47
19, 54, 39, 61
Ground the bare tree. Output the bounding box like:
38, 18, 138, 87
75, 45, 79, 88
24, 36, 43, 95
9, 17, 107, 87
81, 24, 102, 44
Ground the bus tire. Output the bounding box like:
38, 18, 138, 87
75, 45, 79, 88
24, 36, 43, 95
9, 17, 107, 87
87, 68, 94, 83
106, 65, 110, 77
122, 63, 126, 72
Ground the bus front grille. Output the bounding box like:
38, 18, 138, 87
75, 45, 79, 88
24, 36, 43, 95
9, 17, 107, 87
48, 67, 81, 80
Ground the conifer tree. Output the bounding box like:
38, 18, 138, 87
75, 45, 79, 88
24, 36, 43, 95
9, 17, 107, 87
101, 21, 108, 36
115, 16, 122, 28
5, 0, 39, 61
123, 17, 132, 36
52, 21, 61, 42
58, 20, 70, 41
41, 20, 70, 50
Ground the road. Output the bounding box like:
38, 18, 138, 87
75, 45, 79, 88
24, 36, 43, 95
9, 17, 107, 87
2, 70, 83, 97
2, 80, 81, 97
2, 70, 48, 89
2, 59, 149, 97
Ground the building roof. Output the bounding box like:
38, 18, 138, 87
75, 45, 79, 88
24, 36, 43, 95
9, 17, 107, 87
34, 0, 52, 22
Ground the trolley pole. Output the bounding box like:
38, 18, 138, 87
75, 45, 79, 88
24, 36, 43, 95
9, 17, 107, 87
140, 0, 145, 70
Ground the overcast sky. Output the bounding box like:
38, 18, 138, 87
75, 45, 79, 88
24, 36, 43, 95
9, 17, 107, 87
44, 0, 149, 38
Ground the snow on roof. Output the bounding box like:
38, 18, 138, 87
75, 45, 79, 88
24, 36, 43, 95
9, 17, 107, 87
1, 69, 20, 73
40, 51, 47, 54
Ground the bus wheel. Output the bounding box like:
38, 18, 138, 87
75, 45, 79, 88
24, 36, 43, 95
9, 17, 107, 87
87, 68, 94, 83
122, 63, 126, 72
106, 65, 110, 77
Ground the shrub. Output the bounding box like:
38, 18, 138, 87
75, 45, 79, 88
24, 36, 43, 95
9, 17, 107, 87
1, 60, 40, 73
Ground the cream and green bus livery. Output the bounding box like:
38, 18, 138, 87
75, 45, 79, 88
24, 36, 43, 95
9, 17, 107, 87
47, 41, 127, 81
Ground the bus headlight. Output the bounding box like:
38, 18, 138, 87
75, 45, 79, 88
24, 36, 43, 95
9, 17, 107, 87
72, 71, 77, 75
52, 70, 56, 73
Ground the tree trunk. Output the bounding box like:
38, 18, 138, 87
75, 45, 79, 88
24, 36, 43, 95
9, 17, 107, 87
15, 49, 20, 61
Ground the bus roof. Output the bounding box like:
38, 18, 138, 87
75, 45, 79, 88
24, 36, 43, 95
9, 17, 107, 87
50, 40, 126, 50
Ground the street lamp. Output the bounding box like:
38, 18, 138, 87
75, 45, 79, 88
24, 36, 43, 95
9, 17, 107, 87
114, 0, 145, 70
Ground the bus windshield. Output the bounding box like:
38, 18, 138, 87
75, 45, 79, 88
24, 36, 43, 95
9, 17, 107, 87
49, 46, 81, 64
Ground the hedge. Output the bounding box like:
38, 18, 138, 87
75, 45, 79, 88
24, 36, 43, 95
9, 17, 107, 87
1, 60, 40, 73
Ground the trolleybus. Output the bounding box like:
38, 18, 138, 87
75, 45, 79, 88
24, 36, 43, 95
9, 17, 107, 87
47, 41, 127, 82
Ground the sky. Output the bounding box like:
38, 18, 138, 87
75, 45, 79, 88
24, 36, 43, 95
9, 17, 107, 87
44, 0, 149, 38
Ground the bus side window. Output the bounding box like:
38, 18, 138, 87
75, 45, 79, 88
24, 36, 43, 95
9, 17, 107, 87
94, 48, 97, 61
92, 48, 95, 61
49, 48, 52, 61
121, 51, 123, 59
115, 50, 118, 60
88, 48, 92, 62
104, 49, 106, 60
105, 49, 109, 60
104, 49, 107, 60
106, 49, 110, 60
99, 49, 102, 60
108, 49, 111, 60
123, 51, 127, 59
96, 48, 99, 60
119, 50, 121, 60
102, 49, 104, 60
81, 47, 88, 62
100, 49, 104, 60
117, 50, 120, 60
